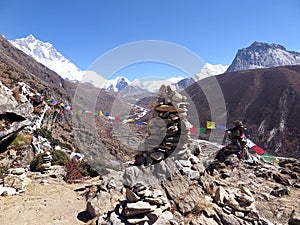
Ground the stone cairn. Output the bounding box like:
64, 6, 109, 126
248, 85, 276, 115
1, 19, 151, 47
42, 151, 52, 171
112, 182, 173, 224
135, 85, 193, 166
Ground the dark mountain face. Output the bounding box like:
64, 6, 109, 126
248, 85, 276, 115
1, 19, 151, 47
186, 65, 300, 158
227, 41, 300, 72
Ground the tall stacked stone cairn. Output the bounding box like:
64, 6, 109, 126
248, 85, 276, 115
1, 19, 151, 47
135, 85, 193, 166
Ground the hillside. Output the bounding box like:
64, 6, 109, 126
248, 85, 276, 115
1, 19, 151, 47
186, 65, 300, 158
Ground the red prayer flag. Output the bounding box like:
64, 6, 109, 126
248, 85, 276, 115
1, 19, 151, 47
252, 145, 265, 155
190, 127, 197, 134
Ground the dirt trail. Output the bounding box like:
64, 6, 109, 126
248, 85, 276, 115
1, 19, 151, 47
0, 179, 91, 225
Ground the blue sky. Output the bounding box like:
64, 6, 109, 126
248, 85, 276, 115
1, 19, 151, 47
1, 0, 300, 80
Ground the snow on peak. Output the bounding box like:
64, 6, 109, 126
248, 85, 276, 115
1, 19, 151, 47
193, 63, 228, 81
9, 34, 84, 81
103, 76, 131, 92
227, 41, 300, 72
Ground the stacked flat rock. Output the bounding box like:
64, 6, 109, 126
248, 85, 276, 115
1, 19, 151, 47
42, 151, 52, 170
119, 182, 172, 224
136, 85, 193, 166
2, 167, 26, 194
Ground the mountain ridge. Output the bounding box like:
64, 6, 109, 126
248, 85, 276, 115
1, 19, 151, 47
9, 35, 228, 92
227, 41, 300, 72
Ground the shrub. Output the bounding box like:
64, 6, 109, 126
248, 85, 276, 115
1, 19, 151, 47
65, 159, 83, 183
0, 166, 8, 178
50, 149, 69, 166
30, 150, 68, 172
30, 153, 45, 172
10, 132, 32, 146
79, 160, 99, 177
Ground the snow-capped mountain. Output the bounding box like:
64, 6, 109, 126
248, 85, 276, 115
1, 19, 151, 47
103, 77, 131, 92
226, 41, 300, 72
9, 34, 84, 80
131, 76, 186, 93
8, 35, 228, 92
193, 63, 228, 81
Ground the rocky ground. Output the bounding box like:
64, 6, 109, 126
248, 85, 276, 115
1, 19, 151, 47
1, 140, 300, 225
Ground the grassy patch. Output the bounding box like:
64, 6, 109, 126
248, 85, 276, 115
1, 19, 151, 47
10, 132, 32, 146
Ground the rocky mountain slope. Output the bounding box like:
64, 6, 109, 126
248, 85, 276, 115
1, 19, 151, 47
227, 41, 300, 72
186, 65, 300, 159
0, 34, 141, 166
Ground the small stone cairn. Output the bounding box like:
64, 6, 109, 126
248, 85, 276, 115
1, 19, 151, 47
42, 151, 52, 171
1, 168, 26, 196
116, 183, 173, 224
135, 85, 193, 166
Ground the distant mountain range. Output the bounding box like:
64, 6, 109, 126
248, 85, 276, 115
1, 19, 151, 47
9, 35, 228, 92
227, 41, 300, 72
9, 35, 300, 93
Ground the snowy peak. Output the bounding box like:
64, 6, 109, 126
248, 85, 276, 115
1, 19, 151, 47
227, 41, 300, 72
9, 34, 84, 81
193, 63, 228, 81
103, 77, 131, 92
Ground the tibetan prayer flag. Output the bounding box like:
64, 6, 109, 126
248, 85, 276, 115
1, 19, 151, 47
206, 121, 215, 129
93, 113, 99, 117
190, 127, 197, 134
115, 117, 121, 121
122, 115, 129, 120
60, 103, 65, 107
136, 120, 146, 125
108, 116, 115, 120
262, 152, 275, 163
216, 125, 226, 130
99, 111, 104, 116
252, 145, 265, 155
104, 112, 109, 117
246, 139, 256, 148
199, 127, 206, 134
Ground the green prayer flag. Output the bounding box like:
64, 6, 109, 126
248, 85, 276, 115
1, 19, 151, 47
262, 152, 275, 163
199, 127, 206, 134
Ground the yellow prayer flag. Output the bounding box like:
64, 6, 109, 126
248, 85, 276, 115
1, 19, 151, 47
206, 121, 216, 129
99, 111, 104, 116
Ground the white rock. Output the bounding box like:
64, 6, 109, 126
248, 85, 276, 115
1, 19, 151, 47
8, 168, 25, 175
0, 186, 16, 196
